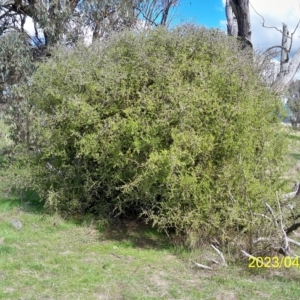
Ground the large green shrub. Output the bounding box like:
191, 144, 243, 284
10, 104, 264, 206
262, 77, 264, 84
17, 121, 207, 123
12, 25, 286, 242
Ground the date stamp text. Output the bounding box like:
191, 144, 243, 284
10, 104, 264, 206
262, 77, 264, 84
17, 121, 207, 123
248, 256, 300, 268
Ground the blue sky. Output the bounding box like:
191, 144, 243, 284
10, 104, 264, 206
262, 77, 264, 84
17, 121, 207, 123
20, 0, 300, 80
22, 0, 300, 55
171, 0, 225, 29
169, 0, 300, 53
169, 0, 300, 79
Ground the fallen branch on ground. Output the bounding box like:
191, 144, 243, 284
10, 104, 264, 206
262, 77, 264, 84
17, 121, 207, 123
211, 244, 227, 266
193, 262, 212, 270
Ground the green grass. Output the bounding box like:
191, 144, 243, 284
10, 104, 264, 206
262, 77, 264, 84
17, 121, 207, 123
1, 195, 300, 299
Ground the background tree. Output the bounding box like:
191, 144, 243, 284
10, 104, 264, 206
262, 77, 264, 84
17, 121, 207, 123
287, 80, 300, 129
0, 0, 177, 144
0, 0, 177, 92
226, 0, 300, 93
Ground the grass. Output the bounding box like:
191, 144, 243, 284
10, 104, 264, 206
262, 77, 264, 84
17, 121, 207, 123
1, 195, 300, 299
2, 124, 300, 299
284, 127, 300, 184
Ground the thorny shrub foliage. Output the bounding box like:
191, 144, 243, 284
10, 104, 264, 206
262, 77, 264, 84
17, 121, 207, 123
8, 25, 287, 246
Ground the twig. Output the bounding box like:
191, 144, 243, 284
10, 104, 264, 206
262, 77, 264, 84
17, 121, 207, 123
211, 244, 227, 266
265, 45, 289, 57
250, 2, 293, 39
193, 262, 212, 270
241, 250, 254, 259
241, 250, 264, 265
285, 222, 300, 235
250, 2, 285, 34
287, 237, 300, 247
209, 259, 220, 265
289, 18, 300, 52
212, 238, 220, 246
111, 253, 121, 259
253, 213, 272, 222
276, 192, 289, 253
266, 202, 278, 227
253, 237, 270, 244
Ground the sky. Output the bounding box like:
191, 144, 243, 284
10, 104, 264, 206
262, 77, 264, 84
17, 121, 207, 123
23, 0, 300, 55
171, 0, 225, 28
23, 0, 300, 61
173, 0, 300, 54
171, 0, 300, 79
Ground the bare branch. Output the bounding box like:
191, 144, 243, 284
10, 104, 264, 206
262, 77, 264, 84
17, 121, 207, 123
266, 202, 279, 227
277, 192, 290, 254
264, 45, 289, 57
272, 47, 300, 92
193, 262, 212, 270
250, 1, 300, 92
210, 259, 220, 265
285, 222, 300, 235
211, 244, 227, 266
241, 250, 264, 264
287, 237, 300, 247
253, 237, 271, 244
288, 18, 300, 52
134, 6, 158, 27
250, 2, 286, 35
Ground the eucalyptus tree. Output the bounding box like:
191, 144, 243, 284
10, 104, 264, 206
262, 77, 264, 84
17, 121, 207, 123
287, 80, 300, 129
0, 0, 177, 91
0, 0, 177, 143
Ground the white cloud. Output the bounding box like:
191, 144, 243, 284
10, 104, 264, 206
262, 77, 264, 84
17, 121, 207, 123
23, 17, 35, 36
221, 1, 300, 53
250, 0, 300, 55
250, 1, 300, 81
221, 0, 300, 80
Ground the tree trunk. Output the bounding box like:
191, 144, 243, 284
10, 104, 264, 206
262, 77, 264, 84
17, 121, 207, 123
225, 0, 238, 37
229, 0, 252, 47
226, 1, 300, 92
272, 24, 300, 93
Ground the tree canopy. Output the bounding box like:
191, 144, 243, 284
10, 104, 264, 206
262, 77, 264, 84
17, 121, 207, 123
287, 80, 300, 129
0, 0, 177, 102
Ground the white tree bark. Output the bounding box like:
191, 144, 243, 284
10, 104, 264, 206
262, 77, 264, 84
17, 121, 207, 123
0, 0, 14, 5
272, 24, 300, 93
226, 1, 300, 92
272, 49, 300, 92
225, 0, 238, 37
